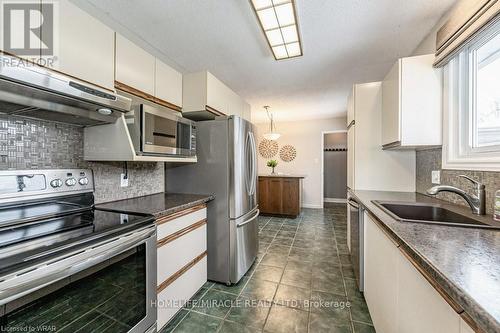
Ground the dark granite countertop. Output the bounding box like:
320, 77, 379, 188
349, 190, 500, 333
96, 192, 214, 218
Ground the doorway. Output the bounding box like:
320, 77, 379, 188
321, 131, 348, 207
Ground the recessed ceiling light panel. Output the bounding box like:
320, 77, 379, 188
251, 0, 303, 60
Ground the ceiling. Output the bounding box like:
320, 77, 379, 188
74, 0, 456, 123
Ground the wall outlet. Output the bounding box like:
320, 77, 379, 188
431, 170, 441, 184
120, 173, 129, 187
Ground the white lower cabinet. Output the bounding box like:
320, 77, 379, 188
397, 251, 460, 333
459, 318, 476, 333
364, 212, 464, 333
157, 224, 207, 285
157, 256, 207, 329
156, 205, 208, 331
363, 212, 399, 333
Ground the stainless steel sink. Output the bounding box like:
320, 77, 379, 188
372, 201, 500, 229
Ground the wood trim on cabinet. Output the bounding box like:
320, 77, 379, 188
461, 311, 486, 333
157, 251, 207, 293
155, 204, 206, 226
205, 105, 226, 116
156, 218, 207, 248
114, 80, 182, 112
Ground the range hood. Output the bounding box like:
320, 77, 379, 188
0, 54, 131, 126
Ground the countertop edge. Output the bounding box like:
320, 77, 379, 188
96, 193, 215, 219
349, 189, 498, 333
258, 174, 305, 178
152, 195, 214, 218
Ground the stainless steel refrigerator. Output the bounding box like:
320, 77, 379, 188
166, 116, 259, 284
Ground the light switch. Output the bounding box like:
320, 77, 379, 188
431, 170, 440, 184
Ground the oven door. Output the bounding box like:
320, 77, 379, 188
0, 225, 157, 333
141, 104, 194, 157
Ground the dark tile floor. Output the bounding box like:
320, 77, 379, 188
160, 204, 374, 333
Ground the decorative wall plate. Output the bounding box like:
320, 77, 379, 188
279, 144, 297, 162
258, 139, 279, 158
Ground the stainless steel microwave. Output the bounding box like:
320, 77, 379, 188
125, 98, 196, 158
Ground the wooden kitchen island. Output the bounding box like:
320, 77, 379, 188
258, 174, 305, 218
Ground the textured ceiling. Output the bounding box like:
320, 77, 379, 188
73, 0, 456, 123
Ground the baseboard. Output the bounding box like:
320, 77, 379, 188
302, 203, 323, 209
324, 198, 347, 203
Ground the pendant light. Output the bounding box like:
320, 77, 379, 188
262, 106, 280, 140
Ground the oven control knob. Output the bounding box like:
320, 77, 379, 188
50, 179, 63, 188
65, 178, 77, 186
78, 177, 89, 186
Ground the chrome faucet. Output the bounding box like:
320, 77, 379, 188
426, 175, 485, 215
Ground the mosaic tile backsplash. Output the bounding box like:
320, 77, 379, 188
0, 116, 164, 204
416, 148, 500, 215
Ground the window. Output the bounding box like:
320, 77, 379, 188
474, 32, 500, 148
443, 17, 500, 171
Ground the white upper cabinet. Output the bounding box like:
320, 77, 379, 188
381, 54, 442, 149
347, 126, 355, 189
155, 59, 183, 108
347, 88, 355, 126
44, 1, 114, 90
183, 71, 249, 119
0, 6, 41, 62
115, 33, 155, 95
348, 82, 415, 191
206, 71, 230, 114
227, 89, 243, 117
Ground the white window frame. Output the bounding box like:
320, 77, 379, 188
443, 17, 500, 172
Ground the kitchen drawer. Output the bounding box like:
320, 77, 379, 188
156, 205, 206, 240
157, 222, 207, 285
157, 255, 207, 330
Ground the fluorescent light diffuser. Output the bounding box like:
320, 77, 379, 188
252, 0, 272, 10
257, 8, 279, 30
281, 25, 298, 43
272, 45, 288, 59
251, 0, 303, 60
285, 42, 301, 57
274, 3, 295, 26
266, 29, 284, 46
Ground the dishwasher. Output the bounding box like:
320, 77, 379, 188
348, 197, 364, 292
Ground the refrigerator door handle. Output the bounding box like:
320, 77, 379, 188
249, 132, 257, 195
236, 209, 260, 228
245, 132, 252, 196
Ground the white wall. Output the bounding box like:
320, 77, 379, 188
254, 117, 347, 208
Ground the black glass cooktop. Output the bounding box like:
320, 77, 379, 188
0, 209, 150, 249
0, 197, 154, 275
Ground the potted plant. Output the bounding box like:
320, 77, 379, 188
267, 160, 278, 174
